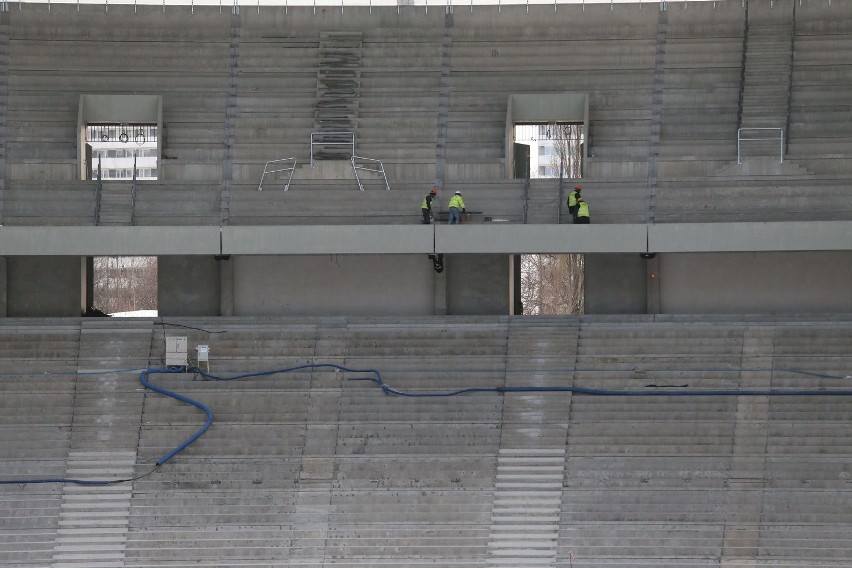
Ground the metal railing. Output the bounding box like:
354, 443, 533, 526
737, 127, 784, 164
257, 157, 297, 191
351, 155, 390, 191
310, 131, 355, 167
94, 156, 103, 224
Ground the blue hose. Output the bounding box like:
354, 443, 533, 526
139, 368, 215, 466
147, 363, 852, 467
3, 362, 851, 485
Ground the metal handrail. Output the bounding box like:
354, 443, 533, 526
258, 157, 297, 191
351, 155, 390, 191
737, 127, 784, 164
310, 131, 355, 167
94, 156, 103, 225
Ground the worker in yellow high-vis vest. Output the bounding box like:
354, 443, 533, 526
574, 197, 590, 224
448, 191, 466, 225
567, 184, 582, 221
421, 187, 438, 224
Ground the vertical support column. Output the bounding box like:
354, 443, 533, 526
0, 10, 8, 226
218, 256, 234, 316
433, 264, 447, 315
0, 257, 7, 317
645, 253, 661, 314
720, 327, 773, 566
434, 11, 453, 190
646, 6, 668, 224
220, 14, 241, 227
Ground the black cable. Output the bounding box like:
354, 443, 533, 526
0, 465, 159, 487
154, 320, 227, 334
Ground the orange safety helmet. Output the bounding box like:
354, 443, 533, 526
430, 188, 438, 195
574, 185, 583, 191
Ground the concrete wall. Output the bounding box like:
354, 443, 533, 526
660, 251, 852, 313
446, 254, 510, 315
6, 256, 82, 316
158, 255, 221, 317
584, 253, 647, 314
233, 255, 435, 316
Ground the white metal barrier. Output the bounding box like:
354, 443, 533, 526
310, 131, 355, 167
737, 127, 784, 164
351, 155, 391, 191
257, 157, 297, 191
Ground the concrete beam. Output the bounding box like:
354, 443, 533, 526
0, 226, 220, 256
435, 224, 648, 254
222, 225, 434, 255
2, 221, 852, 256
648, 222, 852, 253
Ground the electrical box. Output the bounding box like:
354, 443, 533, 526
166, 336, 188, 366
196, 345, 209, 362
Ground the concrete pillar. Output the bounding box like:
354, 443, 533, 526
84, 257, 95, 312
158, 255, 221, 317
0, 257, 7, 317
218, 256, 234, 317
6, 256, 84, 316
433, 260, 447, 315
644, 253, 660, 314
583, 253, 647, 314
446, 254, 510, 315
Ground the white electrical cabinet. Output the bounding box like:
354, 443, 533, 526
165, 336, 188, 366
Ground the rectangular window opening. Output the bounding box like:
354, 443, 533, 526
92, 256, 158, 317
86, 123, 159, 181
520, 253, 585, 315
513, 122, 584, 180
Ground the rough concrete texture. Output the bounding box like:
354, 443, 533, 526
1, 316, 851, 565
5, 256, 82, 316
158, 255, 222, 316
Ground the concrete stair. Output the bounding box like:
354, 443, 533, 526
525, 179, 561, 224
97, 182, 134, 226
51, 452, 136, 568
1, 315, 852, 565
655, 175, 852, 222
738, 9, 794, 162
313, 32, 362, 160
787, 4, 852, 161
0, 14, 8, 226
4, 4, 852, 227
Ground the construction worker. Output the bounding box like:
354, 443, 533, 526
421, 187, 438, 224
574, 197, 590, 224
567, 184, 582, 221
448, 191, 465, 224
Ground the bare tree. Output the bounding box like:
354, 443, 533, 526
550, 123, 583, 179
518, 123, 585, 315
521, 253, 584, 315
93, 256, 158, 314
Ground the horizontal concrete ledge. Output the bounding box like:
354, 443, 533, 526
223, 225, 435, 255
1, 221, 851, 256
0, 226, 221, 256
435, 224, 648, 254
649, 222, 852, 253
